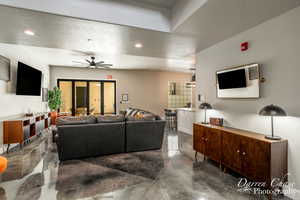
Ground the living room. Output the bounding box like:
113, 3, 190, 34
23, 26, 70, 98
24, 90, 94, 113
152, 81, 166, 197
1, 0, 300, 199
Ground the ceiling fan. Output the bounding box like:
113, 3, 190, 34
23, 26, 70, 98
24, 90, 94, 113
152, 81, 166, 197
73, 56, 113, 69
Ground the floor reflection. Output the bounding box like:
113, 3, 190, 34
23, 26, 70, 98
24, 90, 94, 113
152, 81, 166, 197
0, 128, 292, 200
167, 134, 179, 157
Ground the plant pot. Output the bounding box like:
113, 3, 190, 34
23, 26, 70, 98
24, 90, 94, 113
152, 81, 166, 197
50, 111, 58, 125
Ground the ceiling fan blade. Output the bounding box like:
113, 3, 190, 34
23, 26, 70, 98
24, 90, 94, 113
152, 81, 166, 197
85, 59, 91, 64
97, 64, 113, 68
95, 61, 105, 65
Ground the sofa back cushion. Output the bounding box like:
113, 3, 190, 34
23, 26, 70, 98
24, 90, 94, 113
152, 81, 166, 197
96, 115, 125, 123
57, 116, 96, 126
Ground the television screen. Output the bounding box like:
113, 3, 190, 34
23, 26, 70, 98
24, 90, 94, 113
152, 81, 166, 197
16, 62, 42, 96
217, 69, 246, 89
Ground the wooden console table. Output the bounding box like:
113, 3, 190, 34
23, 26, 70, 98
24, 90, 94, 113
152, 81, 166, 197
3, 113, 51, 153
193, 123, 288, 184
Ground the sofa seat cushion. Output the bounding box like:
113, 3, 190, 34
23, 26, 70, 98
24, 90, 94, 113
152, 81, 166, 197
96, 115, 125, 123
57, 116, 96, 126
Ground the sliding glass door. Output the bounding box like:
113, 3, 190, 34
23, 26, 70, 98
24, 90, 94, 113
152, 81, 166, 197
59, 81, 73, 115
58, 79, 116, 116
104, 82, 116, 114
75, 81, 88, 116
89, 82, 102, 115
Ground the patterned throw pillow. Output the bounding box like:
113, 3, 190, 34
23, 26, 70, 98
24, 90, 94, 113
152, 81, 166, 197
135, 112, 144, 119
126, 111, 156, 121
130, 109, 139, 116
125, 108, 134, 117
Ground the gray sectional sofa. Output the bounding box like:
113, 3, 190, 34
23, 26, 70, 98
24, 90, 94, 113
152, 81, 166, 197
56, 108, 166, 161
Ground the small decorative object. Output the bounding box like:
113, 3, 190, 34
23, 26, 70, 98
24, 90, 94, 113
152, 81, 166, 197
210, 118, 223, 126
198, 94, 201, 102
122, 94, 128, 102
199, 102, 212, 124
48, 87, 62, 125
259, 104, 287, 140
25, 113, 34, 117
25, 108, 33, 117
0, 156, 8, 173
170, 82, 176, 95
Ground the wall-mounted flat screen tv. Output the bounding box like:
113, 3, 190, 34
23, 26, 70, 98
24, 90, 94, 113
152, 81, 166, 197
16, 62, 42, 96
217, 68, 246, 89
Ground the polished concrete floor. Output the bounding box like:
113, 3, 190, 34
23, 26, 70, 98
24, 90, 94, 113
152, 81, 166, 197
0, 128, 292, 200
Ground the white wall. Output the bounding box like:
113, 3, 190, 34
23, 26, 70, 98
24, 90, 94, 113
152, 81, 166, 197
196, 6, 300, 195
0, 43, 50, 152
50, 66, 191, 117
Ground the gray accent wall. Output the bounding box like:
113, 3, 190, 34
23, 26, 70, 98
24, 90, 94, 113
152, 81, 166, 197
195, 6, 300, 195
50, 66, 191, 117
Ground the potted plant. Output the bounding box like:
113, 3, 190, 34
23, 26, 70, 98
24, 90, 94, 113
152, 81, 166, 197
48, 87, 62, 125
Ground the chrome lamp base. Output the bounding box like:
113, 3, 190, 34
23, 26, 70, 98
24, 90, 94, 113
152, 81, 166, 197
265, 135, 281, 140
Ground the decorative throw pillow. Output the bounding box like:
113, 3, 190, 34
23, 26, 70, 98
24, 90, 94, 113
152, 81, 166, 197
126, 111, 156, 121
135, 112, 144, 119
130, 109, 139, 117
125, 108, 134, 117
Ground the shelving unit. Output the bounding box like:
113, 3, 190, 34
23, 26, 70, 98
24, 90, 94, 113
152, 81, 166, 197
3, 112, 51, 153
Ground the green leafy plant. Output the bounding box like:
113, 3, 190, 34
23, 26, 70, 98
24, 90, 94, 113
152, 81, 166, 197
48, 87, 62, 111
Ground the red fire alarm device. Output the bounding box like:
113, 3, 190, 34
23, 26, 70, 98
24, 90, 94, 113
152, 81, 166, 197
241, 42, 248, 51
106, 75, 113, 79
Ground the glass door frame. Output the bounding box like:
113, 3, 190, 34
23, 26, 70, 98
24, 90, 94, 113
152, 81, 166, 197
57, 79, 117, 116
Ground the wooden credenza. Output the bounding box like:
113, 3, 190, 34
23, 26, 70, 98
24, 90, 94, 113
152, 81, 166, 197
4, 113, 51, 152
193, 123, 288, 184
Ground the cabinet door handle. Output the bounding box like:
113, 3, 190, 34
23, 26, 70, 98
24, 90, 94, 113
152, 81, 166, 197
205, 138, 208, 142
242, 152, 246, 156
237, 150, 240, 153
202, 137, 204, 140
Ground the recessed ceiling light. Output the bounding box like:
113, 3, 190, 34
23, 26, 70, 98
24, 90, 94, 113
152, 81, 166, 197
135, 43, 143, 48
24, 30, 35, 36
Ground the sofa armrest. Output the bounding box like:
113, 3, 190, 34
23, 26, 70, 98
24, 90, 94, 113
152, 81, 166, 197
125, 120, 166, 152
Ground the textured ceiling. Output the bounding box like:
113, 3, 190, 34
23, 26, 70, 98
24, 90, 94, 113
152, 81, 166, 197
0, 0, 300, 71
132, 0, 177, 9
0, 5, 197, 59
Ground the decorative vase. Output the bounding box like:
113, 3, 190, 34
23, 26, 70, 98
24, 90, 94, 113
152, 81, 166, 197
50, 111, 58, 125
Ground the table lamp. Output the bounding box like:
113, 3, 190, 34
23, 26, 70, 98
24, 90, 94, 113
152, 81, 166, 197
199, 102, 212, 124
259, 104, 287, 140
